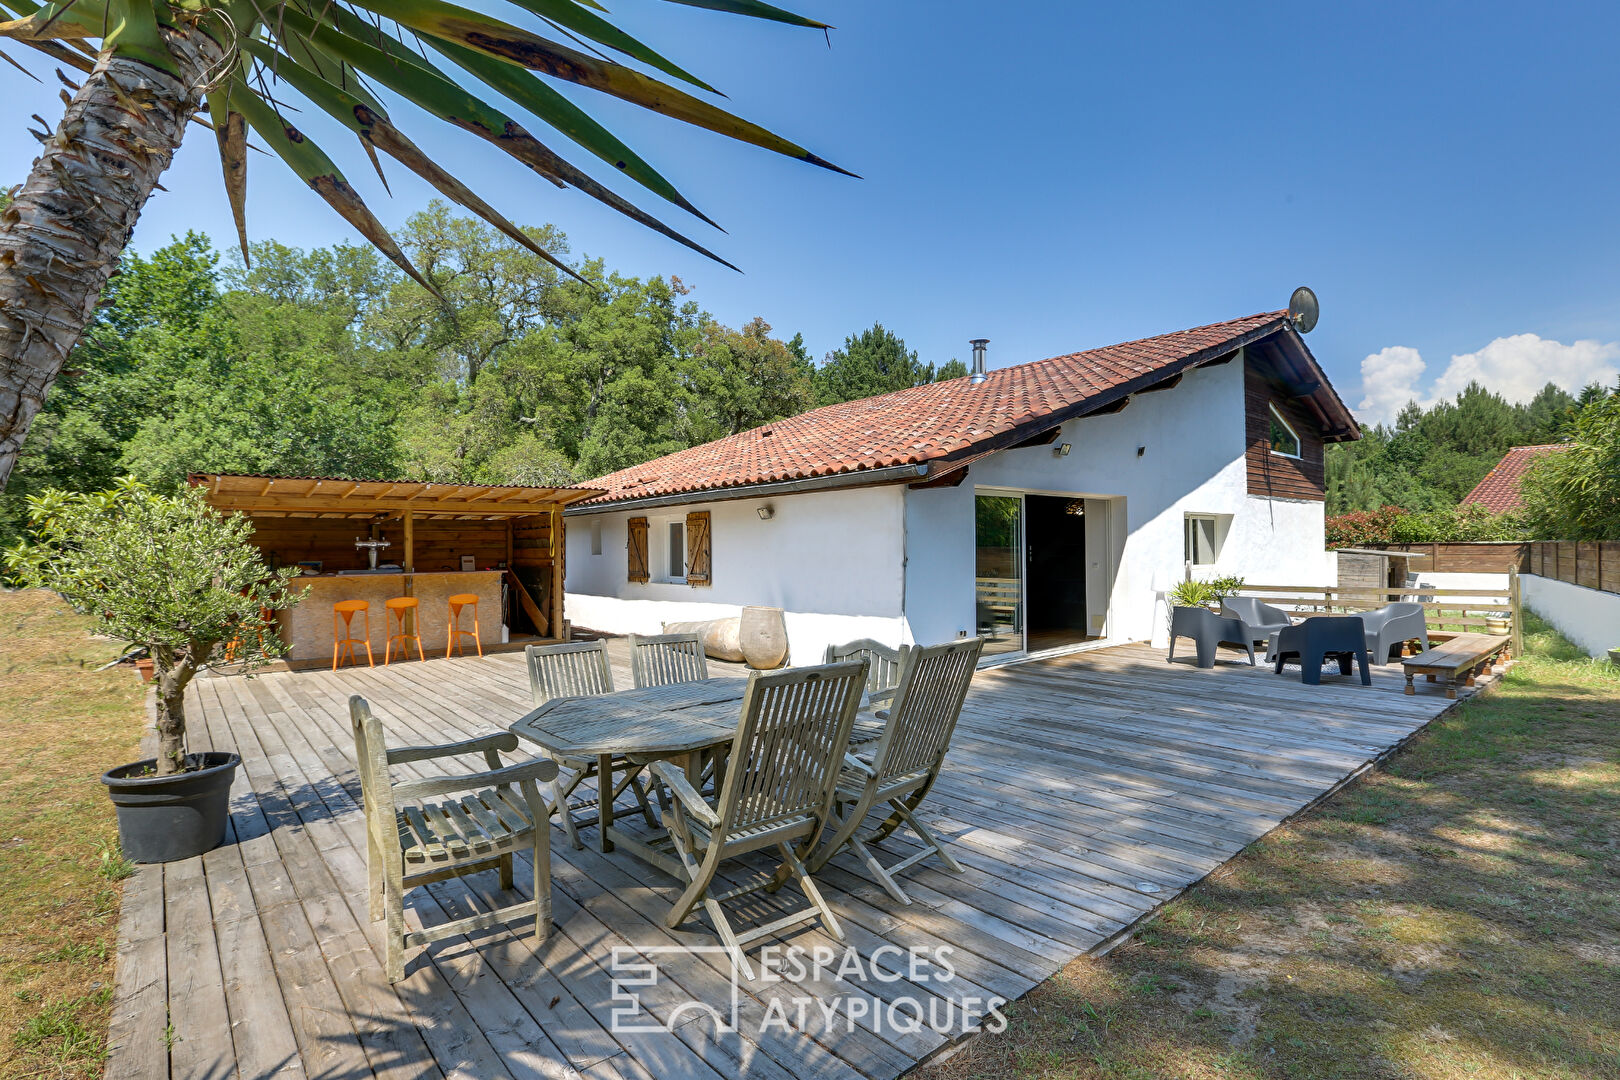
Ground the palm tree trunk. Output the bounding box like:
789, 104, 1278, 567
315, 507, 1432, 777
0, 24, 227, 490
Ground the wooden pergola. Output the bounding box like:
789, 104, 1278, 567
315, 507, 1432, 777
195, 474, 602, 520
192, 474, 602, 646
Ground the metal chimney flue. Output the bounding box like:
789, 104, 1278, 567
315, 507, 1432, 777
969, 338, 989, 385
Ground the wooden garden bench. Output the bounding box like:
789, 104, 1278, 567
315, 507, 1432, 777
1402, 633, 1511, 699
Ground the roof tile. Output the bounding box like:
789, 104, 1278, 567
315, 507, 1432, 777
582, 312, 1291, 506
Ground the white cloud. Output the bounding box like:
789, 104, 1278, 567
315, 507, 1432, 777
1354, 334, 1620, 426
1357, 346, 1427, 426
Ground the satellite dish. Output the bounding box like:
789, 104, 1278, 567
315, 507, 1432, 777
1288, 286, 1319, 334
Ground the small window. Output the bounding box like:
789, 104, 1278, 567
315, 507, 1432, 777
590, 519, 602, 556
1185, 514, 1219, 566
667, 521, 685, 581
1268, 404, 1301, 458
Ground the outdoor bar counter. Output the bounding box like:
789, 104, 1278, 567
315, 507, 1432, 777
192, 473, 605, 666
278, 570, 502, 663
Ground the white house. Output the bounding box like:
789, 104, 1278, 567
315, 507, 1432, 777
564, 311, 1360, 665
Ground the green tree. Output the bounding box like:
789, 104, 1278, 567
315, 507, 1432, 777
3, 480, 301, 774
815, 323, 955, 406
1520, 393, 1620, 539
0, 0, 847, 490
688, 317, 816, 440
0, 234, 235, 537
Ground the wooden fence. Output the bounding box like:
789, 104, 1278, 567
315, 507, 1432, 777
1523, 541, 1620, 595
1237, 575, 1522, 655
1348, 542, 1526, 574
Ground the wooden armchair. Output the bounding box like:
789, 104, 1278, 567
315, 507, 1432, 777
525, 641, 657, 850
827, 637, 913, 747
350, 695, 558, 983
809, 637, 982, 904
646, 660, 868, 978
629, 632, 709, 688
825, 638, 910, 705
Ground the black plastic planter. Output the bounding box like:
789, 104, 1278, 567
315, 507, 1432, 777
101, 752, 239, 863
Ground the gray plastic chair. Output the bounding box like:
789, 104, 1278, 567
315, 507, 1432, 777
1221, 597, 1294, 648
1167, 606, 1255, 668
1359, 602, 1429, 663
1270, 616, 1370, 685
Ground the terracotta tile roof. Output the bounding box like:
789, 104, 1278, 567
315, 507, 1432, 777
580, 312, 1304, 507
1460, 444, 1571, 513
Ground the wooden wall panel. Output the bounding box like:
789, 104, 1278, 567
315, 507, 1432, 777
1576, 542, 1600, 591
247, 519, 403, 571
1523, 540, 1620, 595
1377, 542, 1527, 574
247, 516, 525, 572
409, 519, 506, 572
1244, 355, 1326, 501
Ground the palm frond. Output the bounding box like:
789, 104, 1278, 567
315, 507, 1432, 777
0, 0, 846, 278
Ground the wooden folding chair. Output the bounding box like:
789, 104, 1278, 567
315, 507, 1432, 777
647, 659, 868, 978
350, 696, 558, 982
809, 637, 982, 905
825, 638, 911, 706
629, 632, 709, 688
826, 637, 912, 746
524, 641, 658, 850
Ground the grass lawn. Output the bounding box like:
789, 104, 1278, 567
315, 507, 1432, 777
922, 615, 1620, 1080
0, 588, 146, 1080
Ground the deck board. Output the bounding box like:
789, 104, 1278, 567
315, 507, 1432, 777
109, 638, 1498, 1079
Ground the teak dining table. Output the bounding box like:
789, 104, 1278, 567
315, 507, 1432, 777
509, 678, 750, 874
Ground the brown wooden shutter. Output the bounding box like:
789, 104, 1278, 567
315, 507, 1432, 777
685, 511, 711, 586
627, 517, 649, 583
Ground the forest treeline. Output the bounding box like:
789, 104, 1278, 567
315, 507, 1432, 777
5, 196, 1613, 543
1324, 377, 1618, 541
1324, 382, 1601, 514
0, 202, 966, 541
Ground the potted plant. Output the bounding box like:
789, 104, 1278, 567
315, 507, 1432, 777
3, 479, 303, 863
1168, 579, 1219, 612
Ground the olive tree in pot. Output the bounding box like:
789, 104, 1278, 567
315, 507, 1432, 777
3, 479, 302, 862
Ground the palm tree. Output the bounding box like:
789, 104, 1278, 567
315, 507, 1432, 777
0, 0, 847, 489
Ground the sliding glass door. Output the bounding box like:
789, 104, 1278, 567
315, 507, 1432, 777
974, 493, 1024, 657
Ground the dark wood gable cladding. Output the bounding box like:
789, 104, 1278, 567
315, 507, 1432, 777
1245, 350, 1326, 500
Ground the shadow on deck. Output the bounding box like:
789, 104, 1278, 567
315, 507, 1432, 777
106, 638, 1500, 1080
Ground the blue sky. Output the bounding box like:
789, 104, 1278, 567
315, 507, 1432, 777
4, 2, 1618, 424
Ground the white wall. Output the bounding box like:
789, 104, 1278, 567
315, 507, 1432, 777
1411, 572, 1509, 592
903, 356, 1336, 650
1521, 574, 1620, 658
565, 485, 907, 665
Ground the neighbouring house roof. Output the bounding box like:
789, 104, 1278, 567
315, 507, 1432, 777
1459, 444, 1571, 513
575, 312, 1359, 511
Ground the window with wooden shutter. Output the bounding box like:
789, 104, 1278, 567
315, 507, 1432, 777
627, 517, 649, 583
685, 511, 711, 586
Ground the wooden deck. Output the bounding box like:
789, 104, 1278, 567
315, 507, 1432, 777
106, 641, 1500, 1080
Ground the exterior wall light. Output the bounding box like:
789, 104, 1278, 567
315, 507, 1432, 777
1137, 445, 1147, 458
756, 505, 775, 521
1053, 442, 1072, 457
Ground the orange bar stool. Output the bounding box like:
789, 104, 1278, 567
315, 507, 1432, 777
384, 597, 425, 665
447, 593, 483, 658
332, 600, 373, 670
